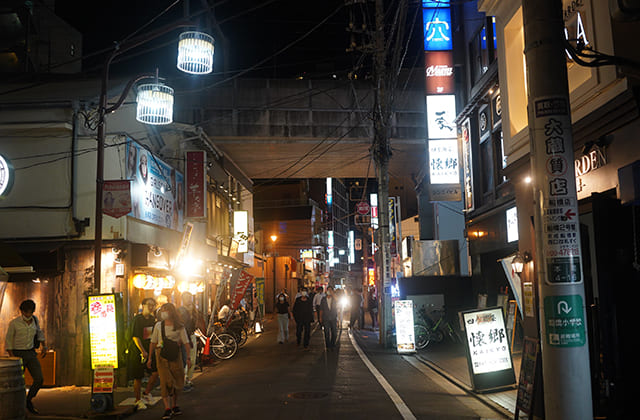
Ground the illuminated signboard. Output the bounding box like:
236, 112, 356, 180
427, 95, 456, 139
394, 300, 416, 353
126, 140, 184, 230
506, 207, 519, 243
461, 119, 474, 210
88, 294, 119, 369
422, 0, 450, 6
423, 8, 452, 51
0, 153, 14, 196
234, 210, 249, 253
462, 307, 516, 391
429, 139, 459, 184
425, 51, 454, 95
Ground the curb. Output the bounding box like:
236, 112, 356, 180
414, 353, 515, 419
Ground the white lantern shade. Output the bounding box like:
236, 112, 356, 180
177, 31, 214, 75
136, 83, 174, 125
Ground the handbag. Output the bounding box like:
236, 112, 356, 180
160, 321, 180, 361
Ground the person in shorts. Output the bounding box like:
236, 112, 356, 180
128, 298, 159, 410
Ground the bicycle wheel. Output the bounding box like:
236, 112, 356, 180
212, 333, 238, 360
414, 325, 430, 349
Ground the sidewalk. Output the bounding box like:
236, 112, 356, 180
414, 339, 520, 418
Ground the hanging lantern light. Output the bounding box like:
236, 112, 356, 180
177, 31, 214, 75
136, 82, 174, 125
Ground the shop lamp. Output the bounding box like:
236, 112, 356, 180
511, 251, 532, 274
177, 31, 214, 74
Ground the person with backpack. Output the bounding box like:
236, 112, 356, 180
148, 303, 191, 419
127, 298, 159, 410
5, 299, 47, 415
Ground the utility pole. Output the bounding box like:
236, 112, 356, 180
522, 0, 593, 418
370, 0, 407, 346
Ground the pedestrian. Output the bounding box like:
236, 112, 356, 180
148, 303, 191, 420
368, 293, 378, 330
127, 298, 159, 410
319, 287, 339, 350
177, 292, 199, 392
312, 286, 324, 325
275, 291, 292, 344
5, 299, 47, 415
292, 287, 314, 350
349, 289, 363, 329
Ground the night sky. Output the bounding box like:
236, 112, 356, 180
54, 0, 357, 79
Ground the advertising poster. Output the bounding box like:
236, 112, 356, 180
394, 300, 416, 353
102, 180, 131, 218
88, 294, 119, 369
462, 307, 515, 391
125, 140, 184, 230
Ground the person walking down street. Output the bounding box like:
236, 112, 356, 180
319, 287, 339, 350
312, 286, 325, 325
127, 298, 159, 410
368, 294, 378, 330
148, 303, 191, 420
349, 289, 363, 330
292, 288, 314, 350
275, 292, 291, 344
177, 292, 200, 393
5, 299, 47, 415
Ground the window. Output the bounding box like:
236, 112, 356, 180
504, 8, 528, 138
479, 135, 494, 196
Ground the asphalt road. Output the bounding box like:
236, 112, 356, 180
130, 318, 508, 420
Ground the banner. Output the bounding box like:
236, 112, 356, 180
102, 180, 131, 218
227, 270, 254, 327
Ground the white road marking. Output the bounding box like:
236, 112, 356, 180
348, 330, 417, 420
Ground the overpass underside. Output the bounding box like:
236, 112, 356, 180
178, 75, 428, 183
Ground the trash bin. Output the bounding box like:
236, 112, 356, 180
0, 357, 26, 420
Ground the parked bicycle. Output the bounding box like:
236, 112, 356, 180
194, 327, 237, 366
211, 310, 249, 347
415, 306, 461, 349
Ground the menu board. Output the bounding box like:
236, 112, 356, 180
88, 294, 119, 369
516, 337, 540, 415
394, 300, 416, 353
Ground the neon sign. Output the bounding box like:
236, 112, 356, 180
423, 8, 452, 51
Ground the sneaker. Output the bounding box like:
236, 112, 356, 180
162, 408, 173, 419
183, 384, 192, 392
141, 393, 153, 404
172, 406, 183, 416
135, 400, 148, 410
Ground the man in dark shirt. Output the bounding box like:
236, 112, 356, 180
128, 298, 159, 410
292, 288, 314, 349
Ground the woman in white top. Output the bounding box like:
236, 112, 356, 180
148, 303, 191, 420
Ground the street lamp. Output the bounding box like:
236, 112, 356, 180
93, 22, 214, 292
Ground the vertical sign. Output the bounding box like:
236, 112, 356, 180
234, 210, 249, 253
88, 294, 119, 369
185, 150, 206, 218
461, 119, 474, 210
533, 97, 583, 285
394, 300, 416, 353
388, 197, 398, 257
228, 270, 254, 326
425, 51, 454, 95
